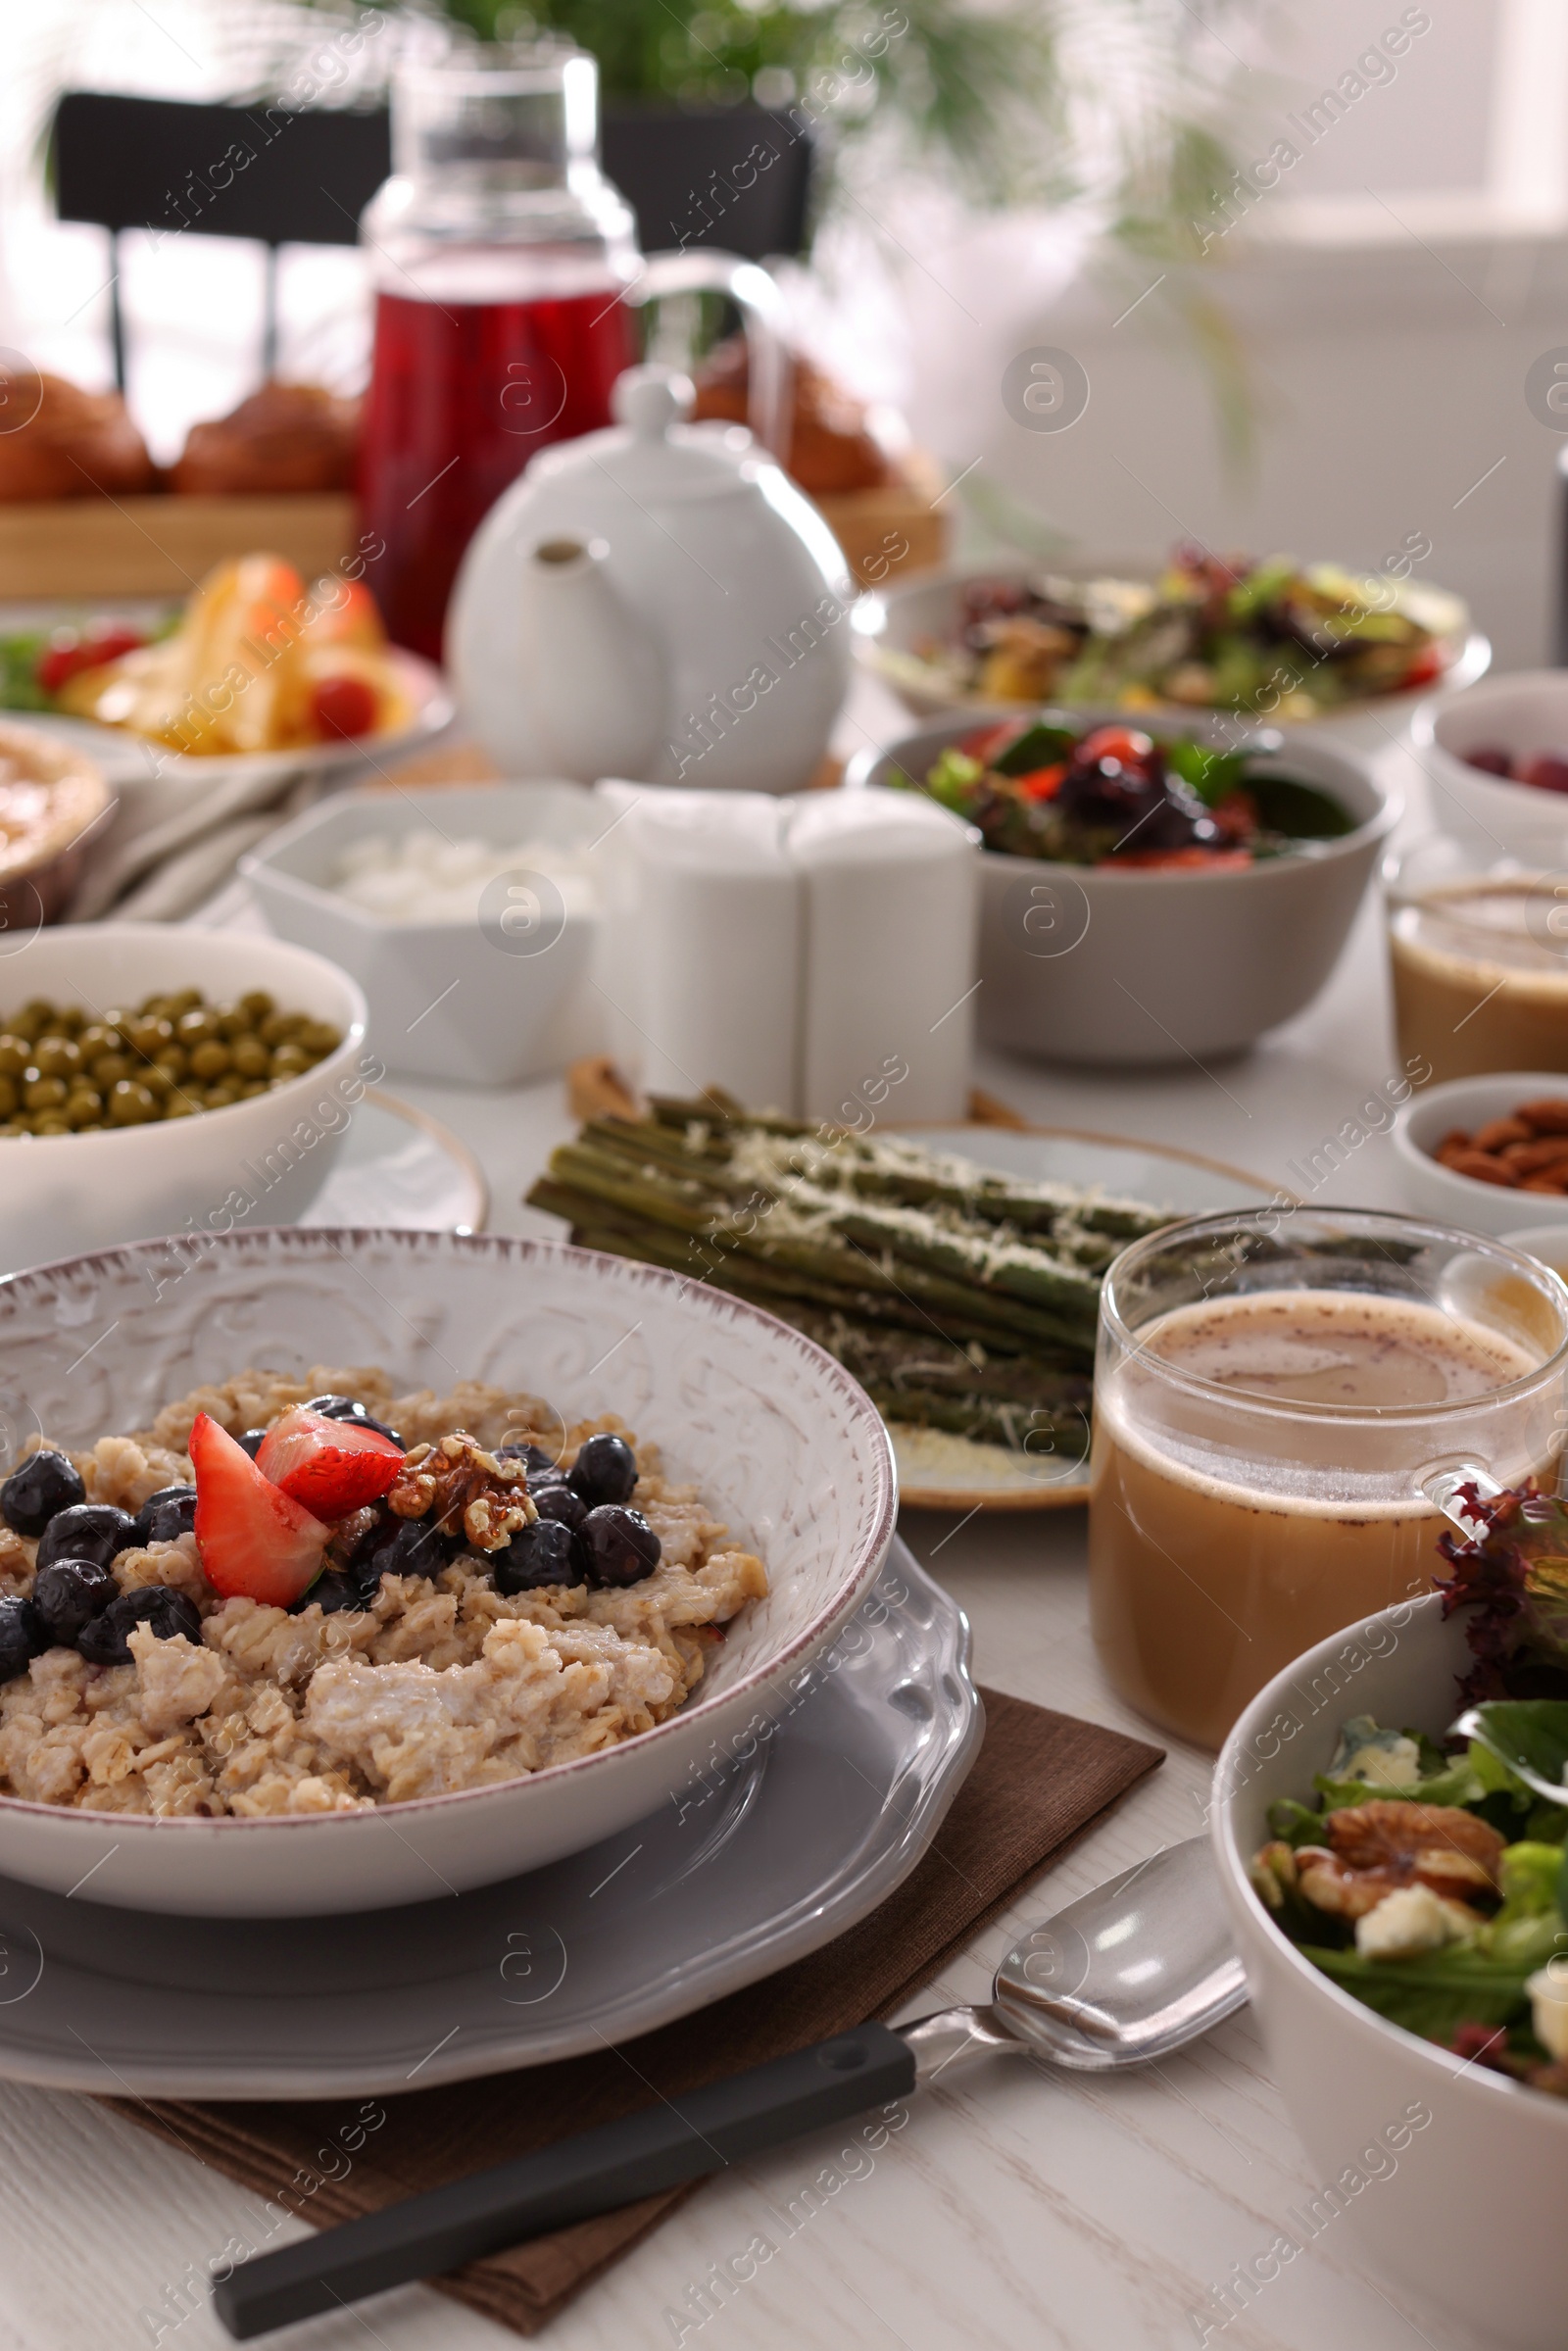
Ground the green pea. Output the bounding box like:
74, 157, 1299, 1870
108, 1080, 158, 1126
32, 1037, 81, 1080
0, 1036, 27, 1078
62, 1090, 102, 1129
161, 1093, 199, 1118
24, 1077, 67, 1111
239, 992, 275, 1021
230, 1036, 270, 1078
33, 1117, 71, 1136
188, 1040, 231, 1081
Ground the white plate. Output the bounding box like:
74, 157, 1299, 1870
890, 1122, 1279, 1510
0, 1539, 977, 2099
300, 1087, 490, 1233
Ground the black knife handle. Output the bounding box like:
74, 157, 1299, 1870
215, 2022, 915, 2339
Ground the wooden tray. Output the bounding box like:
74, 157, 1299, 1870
0, 493, 356, 602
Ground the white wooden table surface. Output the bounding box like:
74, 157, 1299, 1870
0, 704, 1493, 2351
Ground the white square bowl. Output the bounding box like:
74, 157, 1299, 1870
241, 781, 601, 1085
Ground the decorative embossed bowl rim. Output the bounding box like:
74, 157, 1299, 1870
0, 1229, 899, 1913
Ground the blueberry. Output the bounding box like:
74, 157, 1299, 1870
129, 1484, 198, 1547
567, 1434, 638, 1509
1, 1449, 85, 1539
304, 1396, 405, 1447
492, 1518, 580, 1594
364, 1516, 452, 1583
499, 1442, 563, 1478
31, 1557, 118, 1644
0, 1597, 46, 1681
35, 1503, 139, 1574
532, 1482, 587, 1533
77, 1586, 202, 1667
295, 1569, 368, 1616
236, 1430, 269, 1459
579, 1504, 661, 1589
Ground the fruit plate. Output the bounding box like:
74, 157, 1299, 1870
890, 1123, 1278, 1512
299, 1087, 489, 1234
0, 1538, 978, 2099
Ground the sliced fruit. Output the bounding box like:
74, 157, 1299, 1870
255, 1405, 404, 1517
190, 1412, 329, 1606
310, 672, 379, 741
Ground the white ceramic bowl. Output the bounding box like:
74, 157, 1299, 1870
0, 925, 368, 1271
0, 1227, 897, 1916
241, 782, 599, 1085
1414, 669, 1568, 857
846, 717, 1396, 1064
1393, 1070, 1568, 1236
854, 562, 1487, 749
1214, 1593, 1567, 2351
1500, 1221, 1568, 1281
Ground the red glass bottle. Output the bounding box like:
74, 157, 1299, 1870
358, 45, 640, 661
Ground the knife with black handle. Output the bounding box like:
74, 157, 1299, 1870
215, 2023, 916, 2339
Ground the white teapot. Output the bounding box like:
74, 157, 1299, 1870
446, 366, 854, 794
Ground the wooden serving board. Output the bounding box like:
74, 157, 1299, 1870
0, 493, 356, 602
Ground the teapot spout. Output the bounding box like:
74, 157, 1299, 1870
518, 536, 665, 783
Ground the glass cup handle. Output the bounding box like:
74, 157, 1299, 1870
635, 250, 792, 462
1419, 1462, 1504, 1538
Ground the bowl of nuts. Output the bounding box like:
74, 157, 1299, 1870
1393, 1072, 1568, 1237
0, 924, 368, 1272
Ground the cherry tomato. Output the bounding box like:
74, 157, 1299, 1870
1015, 763, 1066, 801
36, 626, 145, 696
1401, 646, 1446, 689
311, 674, 379, 740
1077, 724, 1155, 767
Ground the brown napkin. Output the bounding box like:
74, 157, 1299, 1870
111, 1690, 1160, 2334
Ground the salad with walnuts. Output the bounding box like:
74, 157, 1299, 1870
1251, 1484, 1568, 2098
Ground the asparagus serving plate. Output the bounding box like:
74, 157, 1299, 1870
526, 1104, 1277, 1513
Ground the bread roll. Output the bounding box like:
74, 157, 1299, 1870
691, 336, 893, 496
0, 370, 153, 502
172, 380, 360, 496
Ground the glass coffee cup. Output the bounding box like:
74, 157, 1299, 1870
1088, 1206, 1568, 1748
1386, 834, 1568, 1084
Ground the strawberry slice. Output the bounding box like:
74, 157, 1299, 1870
190, 1413, 329, 1606
255, 1405, 404, 1518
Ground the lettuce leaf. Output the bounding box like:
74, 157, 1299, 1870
1452, 1699, 1568, 1808
1302, 1943, 1539, 2041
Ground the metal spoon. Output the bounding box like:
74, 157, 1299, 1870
216, 1837, 1245, 2340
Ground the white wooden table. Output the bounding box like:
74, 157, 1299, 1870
0, 708, 1491, 2351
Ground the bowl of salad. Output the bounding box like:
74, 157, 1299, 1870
847, 709, 1396, 1064
1213, 1484, 1568, 2351
852, 547, 1486, 748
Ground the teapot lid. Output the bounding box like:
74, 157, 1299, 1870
526, 362, 761, 501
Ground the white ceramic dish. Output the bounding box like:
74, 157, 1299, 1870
299, 1088, 488, 1233
846, 718, 1396, 1064
853, 561, 1487, 749
1393, 1070, 1568, 1235
241, 781, 600, 1085
1500, 1221, 1568, 1281
0, 1537, 975, 2097
0, 1227, 897, 1916
0, 925, 368, 1272
1213, 1593, 1567, 2351
1414, 668, 1568, 857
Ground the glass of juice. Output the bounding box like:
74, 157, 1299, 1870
1387, 834, 1568, 1084
1088, 1206, 1568, 1747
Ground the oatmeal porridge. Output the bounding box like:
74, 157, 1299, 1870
0, 1366, 767, 1817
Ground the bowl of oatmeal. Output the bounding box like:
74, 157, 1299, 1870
0, 1227, 896, 1915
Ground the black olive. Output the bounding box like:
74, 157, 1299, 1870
236, 1430, 269, 1459
128, 1484, 198, 1547
0, 1597, 46, 1681
35, 1503, 139, 1573
31, 1557, 118, 1644
579, 1504, 661, 1589
304, 1396, 405, 1446
568, 1433, 639, 1509
492, 1518, 580, 1594
77, 1586, 202, 1667
295, 1569, 368, 1616
0, 1449, 85, 1539
532, 1482, 587, 1533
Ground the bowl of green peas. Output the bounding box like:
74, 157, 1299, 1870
0, 925, 368, 1272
